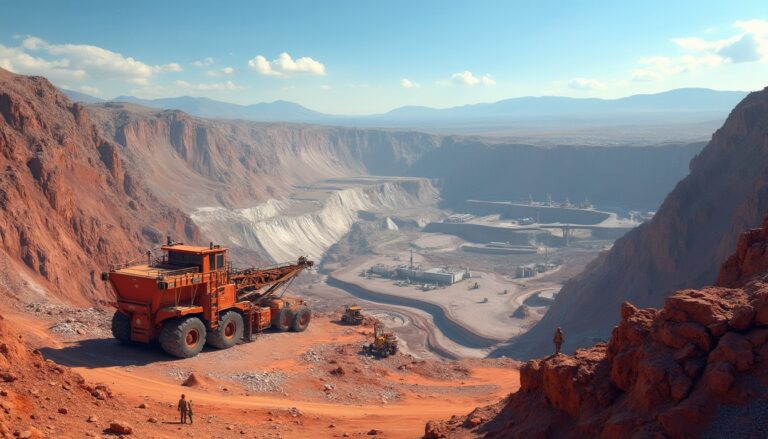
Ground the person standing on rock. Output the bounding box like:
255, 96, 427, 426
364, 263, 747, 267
553, 327, 564, 355
178, 394, 189, 424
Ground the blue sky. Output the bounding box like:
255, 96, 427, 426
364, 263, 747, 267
0, 0, 766, 114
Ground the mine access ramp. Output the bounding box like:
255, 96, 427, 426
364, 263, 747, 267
103, 241, 313, 358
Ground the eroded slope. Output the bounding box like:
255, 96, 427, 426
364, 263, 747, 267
0, 68, 197, 305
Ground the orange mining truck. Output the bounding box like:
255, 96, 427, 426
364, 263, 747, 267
102, 240, 313, 358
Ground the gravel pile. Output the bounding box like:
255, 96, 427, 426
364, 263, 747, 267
25, 303, 112, 338
214, 371, 286, 393
166, 366, 193, 381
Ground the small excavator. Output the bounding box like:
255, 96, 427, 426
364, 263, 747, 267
363, 322, 398, 358
103, 239, 313, 358
341, 304, 364, 325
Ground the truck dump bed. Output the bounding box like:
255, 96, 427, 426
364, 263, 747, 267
112, 264, 198, 279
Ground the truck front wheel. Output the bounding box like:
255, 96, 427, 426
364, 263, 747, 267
272, 308, 294, 332
206, 311, 244, 349
159, 317, 206, 358
291, 307, 311, 332
111, 311, 132, 344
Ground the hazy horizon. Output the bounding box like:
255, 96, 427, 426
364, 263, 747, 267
1, 0, 766, 114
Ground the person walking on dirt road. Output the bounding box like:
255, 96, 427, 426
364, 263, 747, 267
553, 327, 564, 355
178, 394, 189, 424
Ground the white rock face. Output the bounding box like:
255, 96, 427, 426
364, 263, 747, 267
382, 217, 399, 231
191, 178, 437, 262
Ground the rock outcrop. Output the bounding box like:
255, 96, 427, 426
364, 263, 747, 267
431, 218, 768, 438
717, 215, 768, 288
0, 68, 197, 304
504, 85, 768, 359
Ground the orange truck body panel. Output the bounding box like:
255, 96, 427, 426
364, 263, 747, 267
106, 244, 304, 343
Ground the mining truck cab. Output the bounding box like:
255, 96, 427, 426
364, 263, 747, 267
104, 241, 313, 358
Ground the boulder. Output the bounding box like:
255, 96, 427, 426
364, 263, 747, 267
423, 421, 448, 439
108, 421, 133, 435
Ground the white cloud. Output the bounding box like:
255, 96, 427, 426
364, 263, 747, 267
735, 19, 768, 37
247, 52, 325, 77
205, 66, 234, 77
175, 80, 239, 91
192, 57, 214, 67
632, 53, 724, 82
566, 77, 606, 90
636, 19, 768, 82
157, 63, 183, 72
400, 78, 420, 88
0, 44, 85, 83
450, 71, 495, 86
320, 84, 331, 90
0, 36, 181, 86
718, 34, 762, 63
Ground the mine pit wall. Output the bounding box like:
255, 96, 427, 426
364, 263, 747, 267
191, 179, 439, 263
423, 223, 554, 246
464, 201, 612, 225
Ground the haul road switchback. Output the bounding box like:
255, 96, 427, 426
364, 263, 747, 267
102, 239, 313, 358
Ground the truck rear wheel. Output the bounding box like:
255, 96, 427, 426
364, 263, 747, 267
291, 307, 311, 332
272, 308, 293, 332
159, 317, 206, 358
206, 311, 244, 349
111, 311, 132, 344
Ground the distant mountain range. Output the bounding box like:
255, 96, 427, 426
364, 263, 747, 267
63, 87, 748, 132
108, 95, 329, 122
381, 88, 747, 120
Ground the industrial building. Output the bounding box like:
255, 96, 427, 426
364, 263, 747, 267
366, 262, 471, 286
394, 265, 471, 286
515, 262, 558, 279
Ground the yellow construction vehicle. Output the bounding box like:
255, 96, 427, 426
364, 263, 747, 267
341, 304, 364, 325
364, 322, 398, 358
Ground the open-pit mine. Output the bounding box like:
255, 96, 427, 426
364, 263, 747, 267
4, 62, 761, 439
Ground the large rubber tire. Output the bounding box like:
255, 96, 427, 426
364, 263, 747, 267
206, 311, 244, 349
111, 311, 132, 344
272, 308, 293, 332
290, 307, 311, 332
159, 317, 206, 358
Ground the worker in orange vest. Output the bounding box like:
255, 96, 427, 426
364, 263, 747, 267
553, 327, 564, 355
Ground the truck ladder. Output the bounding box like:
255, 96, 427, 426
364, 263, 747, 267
209, 272, 220, 328
243, 308, 254, 342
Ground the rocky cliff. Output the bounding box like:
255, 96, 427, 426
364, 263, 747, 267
0, 68, 197, 305
409, 138, 703, 210
426, 219, 768, 438
502, 86, 768, 359
87, 103, 704, 213
87, 103, 440, 209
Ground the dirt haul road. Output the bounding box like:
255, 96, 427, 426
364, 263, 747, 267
5, 307, 519, 438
